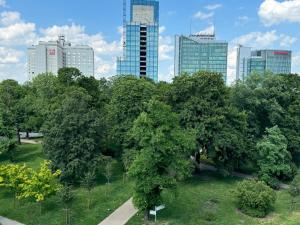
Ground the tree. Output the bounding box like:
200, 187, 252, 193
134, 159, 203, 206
257, 126, 296, 189
59, 185, 74, 225
57, 67, 82, 86
42, 88, 103, 183
0, 112, 16, 160
167, 71, 248, 173
81, 171, 96, 209
105, 76, 156, 156
0, 79, 25, 144
0, 164, 32, 207
128, 100, 196, 220
19, 161, 61, 214
235, 179, 276, 218
100, 156, 114, 184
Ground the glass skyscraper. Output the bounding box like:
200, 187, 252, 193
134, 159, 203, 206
236, 46, 292, 82
174, 34, 228, 82
117, 0, 159, 82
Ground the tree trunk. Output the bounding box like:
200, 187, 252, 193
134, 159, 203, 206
16, 128, 21, 145
144, 209, 149, 221
26, 131, 29, 139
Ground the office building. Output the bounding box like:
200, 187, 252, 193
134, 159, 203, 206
236, 45, 292, 81
28, 35, 94, 80
174, 33, 228, 82
117, 0, 159, 82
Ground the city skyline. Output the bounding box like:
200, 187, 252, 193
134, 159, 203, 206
0, 0, 300, 84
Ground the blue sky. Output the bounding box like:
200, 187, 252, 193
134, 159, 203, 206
0, 0, 300, 84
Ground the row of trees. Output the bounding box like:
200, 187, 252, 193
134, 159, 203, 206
0, 68, 299, 219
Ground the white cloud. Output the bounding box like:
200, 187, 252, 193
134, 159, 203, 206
279, 35, 297, 47
0, 47, 23, 64
0, 22, 37, 46
194, 11, 214, 20
197, 25, 215, 35
159, 35, 174, 61
259, 0, 300, 26
0, 11, 21, 26
159, 26, 166, 34
0, 0, 6, 7
205, 4, 222, 11
235, 16, 250, 26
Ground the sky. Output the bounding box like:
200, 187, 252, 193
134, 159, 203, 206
0, 0, 300, 84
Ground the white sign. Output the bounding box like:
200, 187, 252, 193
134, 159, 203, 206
155, 205, 165, 211
149, 210, 156, 216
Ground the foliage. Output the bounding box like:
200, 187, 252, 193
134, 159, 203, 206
235, 179, 276, 218
105, 76, 156, 155
167, 71, 248, 173
19, 160, 61, 203
100, 155, 115, 184
257, 126, 296, 189
128, 100, 196, 218
42, 88, 103, 183
288, 173, 300, 209
0, 164, 31, 200
81, 170, 96, 209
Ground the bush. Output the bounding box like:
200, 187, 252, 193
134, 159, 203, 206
235, 179, 276, 218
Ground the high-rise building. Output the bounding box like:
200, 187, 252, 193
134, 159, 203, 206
117, 0, 159, 82
236, 45, 292, 82
28, 35, 94, 80
174, 34, 228, 82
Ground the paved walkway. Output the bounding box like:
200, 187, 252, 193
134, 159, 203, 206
99, 198, 138, 225
199, 161, 290, 190
0, 216, 25, 225
20, 139, 41, 145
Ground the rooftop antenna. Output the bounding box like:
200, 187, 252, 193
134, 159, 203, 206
123, 0, 127, 58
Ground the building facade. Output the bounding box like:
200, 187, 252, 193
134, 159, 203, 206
28, 35, 94, 80
174, 34, 228, 82
117, 0, 159, 82
236, 46, 292, 81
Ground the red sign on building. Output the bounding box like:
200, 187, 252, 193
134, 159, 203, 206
48, 49, 56, 56
274, 51, 289, 55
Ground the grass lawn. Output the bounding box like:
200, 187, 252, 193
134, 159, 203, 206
127, 171, 300, 225
0, 144, 133, 225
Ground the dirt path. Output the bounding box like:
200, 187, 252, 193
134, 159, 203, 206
0, 216, 25, 225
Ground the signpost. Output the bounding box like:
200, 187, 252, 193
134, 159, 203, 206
150, 204, 165, 222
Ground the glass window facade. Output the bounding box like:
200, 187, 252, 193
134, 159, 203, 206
236, 47, 292, 81
117, 0, 159, 82
174, 35, 228, 82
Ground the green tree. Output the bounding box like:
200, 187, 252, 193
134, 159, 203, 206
257, 126, 296, 189
0, 164, 32, 207
59, 185, 74, 225
57, 67, 82, 86
167, 71, 248, 173
42, 88, 103, 183
128, 100, 196, 220
81, 171, 96, 209
0, 79, 24, 144
105, 76, 156, 156
19, 160, 61, 213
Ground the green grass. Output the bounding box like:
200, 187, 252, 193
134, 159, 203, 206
127, 171, 300, 225
0, 144, 133, 225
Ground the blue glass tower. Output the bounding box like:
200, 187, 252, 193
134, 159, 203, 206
117, 0, 159, 82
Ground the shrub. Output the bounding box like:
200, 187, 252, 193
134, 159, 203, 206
235, 179, 276, 218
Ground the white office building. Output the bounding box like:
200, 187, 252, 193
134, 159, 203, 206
28, 35, 94, 80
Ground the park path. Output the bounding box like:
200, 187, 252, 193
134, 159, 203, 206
0, 216, 25, 225
199, 162, 290, 190
98, 198, 138, 225
20, 139, 41, 145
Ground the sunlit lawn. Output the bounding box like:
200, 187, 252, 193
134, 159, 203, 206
127, 171, 300, 225
0, 144, 133, 225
